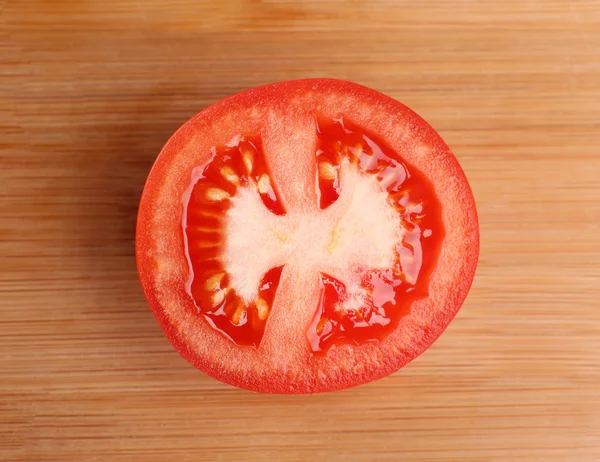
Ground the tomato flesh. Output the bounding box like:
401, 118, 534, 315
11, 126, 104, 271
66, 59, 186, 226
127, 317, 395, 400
136, 79, 479, 393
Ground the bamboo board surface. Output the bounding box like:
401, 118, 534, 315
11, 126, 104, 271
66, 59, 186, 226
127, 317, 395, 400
2, 1, 600, 460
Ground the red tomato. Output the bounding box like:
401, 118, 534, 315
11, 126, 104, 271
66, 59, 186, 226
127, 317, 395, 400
136, 79, 479, 393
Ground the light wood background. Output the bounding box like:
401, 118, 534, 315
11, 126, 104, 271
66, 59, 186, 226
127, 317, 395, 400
2, 1, 600, 461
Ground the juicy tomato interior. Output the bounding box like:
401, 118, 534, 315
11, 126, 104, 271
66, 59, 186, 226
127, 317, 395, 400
183, 137, 286, 347
307, 116, 445, 352
183, 116, 444, 354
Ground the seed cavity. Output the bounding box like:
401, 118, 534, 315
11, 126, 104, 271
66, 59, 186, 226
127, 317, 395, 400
185, 136, 287, 349
349, 144, 363, 163
378, 167, 400, 190
359, 151, 378, 171
393, 202, 406, 214
185, 118, 444, 354
405, 202, 424, 214
401, 218, 416, 232
402, 255, 415, 265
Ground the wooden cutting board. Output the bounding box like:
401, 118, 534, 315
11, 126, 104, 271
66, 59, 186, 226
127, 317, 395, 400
2, 1, 600, 460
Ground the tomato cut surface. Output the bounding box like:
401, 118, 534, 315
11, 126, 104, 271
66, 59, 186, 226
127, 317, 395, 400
136, 79, 479, 394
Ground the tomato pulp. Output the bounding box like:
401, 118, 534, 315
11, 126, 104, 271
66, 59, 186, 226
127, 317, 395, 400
136, 79, 479, 393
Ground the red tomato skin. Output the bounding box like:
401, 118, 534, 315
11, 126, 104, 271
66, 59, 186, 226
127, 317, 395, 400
136, 79, 479, 394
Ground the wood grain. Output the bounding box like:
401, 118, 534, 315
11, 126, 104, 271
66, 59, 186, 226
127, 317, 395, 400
2, 1, 600, 460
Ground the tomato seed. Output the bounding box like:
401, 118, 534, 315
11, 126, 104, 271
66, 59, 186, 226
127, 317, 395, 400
257, 174, 271, 195
220, 166, 240, 186
204, 272, 225, 291
318, 160, 337, 181
206, 188, 230, 202
241, 149, 254, 175
255, 297, 269, 320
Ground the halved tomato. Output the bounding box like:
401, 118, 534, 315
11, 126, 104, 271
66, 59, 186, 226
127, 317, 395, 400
136, 79, 479, 394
